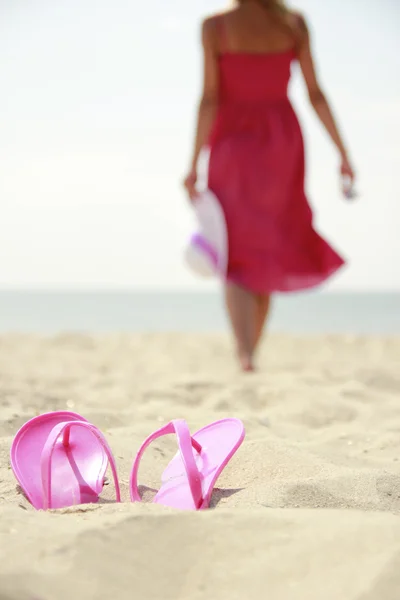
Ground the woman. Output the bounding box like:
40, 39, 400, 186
184, 0, 355, 371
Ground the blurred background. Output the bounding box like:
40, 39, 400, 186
0, 0, 399, 333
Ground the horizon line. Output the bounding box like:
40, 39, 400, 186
0, 286, 399, 295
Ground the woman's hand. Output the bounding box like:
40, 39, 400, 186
340, 156, 356, 199
183, 169, 198, 202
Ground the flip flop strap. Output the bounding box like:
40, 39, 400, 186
130, 419, 203, 508
40, 421, 121, 509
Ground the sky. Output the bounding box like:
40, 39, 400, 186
0, 0, 399, 290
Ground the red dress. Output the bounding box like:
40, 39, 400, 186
207, 47, 345, 294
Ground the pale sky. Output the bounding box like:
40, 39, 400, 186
0, 0, 399, 290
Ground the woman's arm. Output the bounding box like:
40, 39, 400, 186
184, 18, 220, 200
295, 14, 355, 187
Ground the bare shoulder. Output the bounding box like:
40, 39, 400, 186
199, 16, 215, 50
202, 9, 233, 31
202, 14, 216, 31
201, 10, 234, 46
287, 9, 310, 36
200, 14, 220, 43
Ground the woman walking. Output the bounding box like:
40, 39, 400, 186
184, 0, 355, 371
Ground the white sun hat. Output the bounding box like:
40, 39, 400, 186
184, 189, 228, 279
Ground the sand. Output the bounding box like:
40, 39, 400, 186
0, 333, 400, 600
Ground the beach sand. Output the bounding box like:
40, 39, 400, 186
1, 333, 400, 600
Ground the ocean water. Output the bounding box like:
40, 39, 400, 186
0, 290, 398, 335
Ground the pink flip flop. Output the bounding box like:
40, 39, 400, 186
10, 411, 120, 510
130, 418, 245, 510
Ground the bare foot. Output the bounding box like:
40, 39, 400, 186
238, 352, 255, 372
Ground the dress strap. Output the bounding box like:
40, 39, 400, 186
291, 12, 309, 53
215, 16, 228, 54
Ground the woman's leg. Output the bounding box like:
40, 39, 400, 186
225, 283, 258, 371
253, 295, 272, 352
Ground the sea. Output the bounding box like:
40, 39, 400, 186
0, 290, 398, 335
